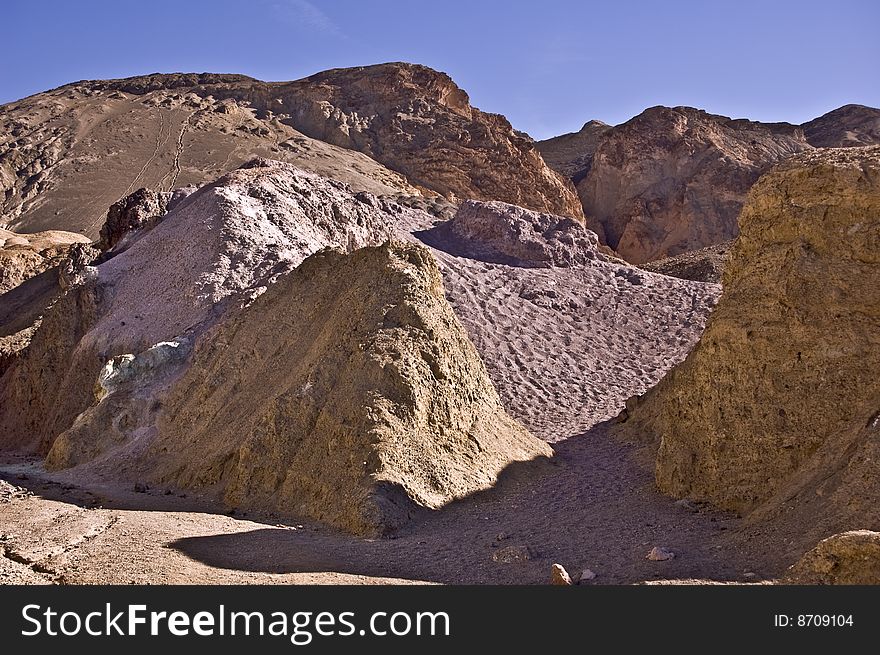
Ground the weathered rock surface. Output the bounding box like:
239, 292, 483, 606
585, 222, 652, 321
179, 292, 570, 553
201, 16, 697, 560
536, 120, 611, 183
0, 159, 548, 535
550, 563, 572, 585
0, 159, 397, 456
620, 147, 880, 533
0, 228, 92, 373
576, 106, 810, 263
802, 104, 880, 148
1, 64, 582, 238
98, 187, 170, 252
639, 240, 733, 283
784, 531, 880, 584
444, 200, 602, 267
0, 227, 89, 293
271, 63, 583, 220
138, 242, 546, 534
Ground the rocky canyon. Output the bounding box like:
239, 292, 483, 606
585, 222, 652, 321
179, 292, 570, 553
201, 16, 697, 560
2, 63, 879, 586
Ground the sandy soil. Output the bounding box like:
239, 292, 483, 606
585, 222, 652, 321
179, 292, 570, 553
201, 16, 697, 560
0, 209, 791, 585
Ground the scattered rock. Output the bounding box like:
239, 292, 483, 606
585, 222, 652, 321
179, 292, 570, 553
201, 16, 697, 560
550, 563, 572, 585
133, 483, 148, 493
0, 480, 31, 503
646, 547, 675, 561
640, 240, 732, 283
784, 531, 880, 584
492, 545, 533, 563
577, 569, 597, 584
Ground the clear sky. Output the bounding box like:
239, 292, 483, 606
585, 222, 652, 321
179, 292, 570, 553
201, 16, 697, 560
3, 0, 878, 139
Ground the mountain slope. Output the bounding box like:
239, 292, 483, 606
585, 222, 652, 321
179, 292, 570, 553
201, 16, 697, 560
0, 64, 583, 238
802, 104, 880, 148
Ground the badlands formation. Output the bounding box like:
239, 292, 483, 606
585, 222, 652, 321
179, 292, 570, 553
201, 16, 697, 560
1, 63, 879, 585
538, 103, 880, 265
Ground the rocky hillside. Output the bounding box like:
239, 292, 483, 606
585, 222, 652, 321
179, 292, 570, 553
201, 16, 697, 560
802, 104, 880, 148
574, 107, 810, 263
539, 104, 880, 264
0, 159, 551, 535
535, 120, 611, 183
0, 227, 88, 294
0, 64, 582, 238
619, 147, 880, 548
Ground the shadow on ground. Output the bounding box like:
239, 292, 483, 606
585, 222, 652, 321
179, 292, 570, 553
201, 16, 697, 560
166, 421, 763, 584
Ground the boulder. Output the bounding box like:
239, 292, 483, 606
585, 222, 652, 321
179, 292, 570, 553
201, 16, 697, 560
784, 531, 880, 584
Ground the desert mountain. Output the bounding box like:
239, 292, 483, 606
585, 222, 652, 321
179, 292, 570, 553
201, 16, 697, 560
802, 104, 880, 148
573, 107, 810, 263
619, 146, 880, 552
538, 104, 880, 264
535, 120, 611, 183
0, 64, 582, 239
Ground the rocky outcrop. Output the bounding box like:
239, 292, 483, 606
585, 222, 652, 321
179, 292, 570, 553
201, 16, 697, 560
639, 240, 733, 283
0, 159, 397, 455
784, 531, 880, 584
98, 188, 170, 252
268, 63, 583, 220
113, 242, 545, 535
0, 228, 92, 374
0, 159, 548, 534
445, 200, 602, 267
1, 63, 582, 238
802, 104, 880, 148
619, 148, 880, 534
536, 120, 611, 183
576, 106, 810, 263
0, 228, 90, 293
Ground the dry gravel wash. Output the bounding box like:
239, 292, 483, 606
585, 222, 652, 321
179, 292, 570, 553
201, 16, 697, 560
1, 426, 768, 585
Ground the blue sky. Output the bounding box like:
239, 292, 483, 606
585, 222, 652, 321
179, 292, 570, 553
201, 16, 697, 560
3, 0, 878, 139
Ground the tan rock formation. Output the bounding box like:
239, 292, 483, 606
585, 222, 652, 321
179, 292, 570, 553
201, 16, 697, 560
133, 242, 546, 534
784, 531, 880, 584
0, 228, 92, 373
576, 106, 810, 263
0, 159, 397, 455
0, 227, 89, 293
619, 147, 880, 531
